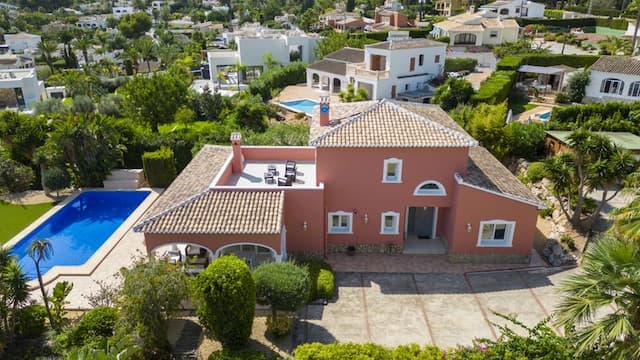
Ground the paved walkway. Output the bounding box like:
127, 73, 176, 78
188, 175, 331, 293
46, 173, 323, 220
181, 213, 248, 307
274, 84, 341, 104
298, 267, 576, 349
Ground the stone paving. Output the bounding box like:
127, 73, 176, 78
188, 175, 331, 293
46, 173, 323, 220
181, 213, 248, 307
298, 267, 577, 349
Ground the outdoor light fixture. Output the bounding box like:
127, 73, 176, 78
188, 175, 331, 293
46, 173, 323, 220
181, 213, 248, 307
466, 223, 472, 233
303, 221, 308, 231
364, 214, 369, 224
353, 208, 358, 214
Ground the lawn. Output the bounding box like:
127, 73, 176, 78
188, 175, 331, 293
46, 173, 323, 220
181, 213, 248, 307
509, 98, 536, 115
0, 201, 54, 244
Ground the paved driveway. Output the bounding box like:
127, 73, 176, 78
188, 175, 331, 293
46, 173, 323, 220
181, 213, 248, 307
297, 268, 576, 349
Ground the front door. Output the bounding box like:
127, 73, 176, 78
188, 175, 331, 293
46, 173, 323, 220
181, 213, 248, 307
406, 207, 437, 239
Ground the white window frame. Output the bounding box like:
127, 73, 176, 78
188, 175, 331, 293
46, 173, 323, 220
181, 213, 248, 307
489, 31, 498, 38
629, 81, 640, 97
477, 220, 515, 247
328, 211, 353, 234
414, 180, 447, 196
380, 211, 400, 235
600, 78, 624, 95
382, 158, 402, 183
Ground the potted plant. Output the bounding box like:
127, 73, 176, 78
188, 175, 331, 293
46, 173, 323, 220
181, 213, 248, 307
346, 245, 356, 256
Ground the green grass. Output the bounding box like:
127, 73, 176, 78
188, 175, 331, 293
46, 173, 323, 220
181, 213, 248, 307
509, 98, 536, 115
158, 121, 219, 134
0, 201, 54, 244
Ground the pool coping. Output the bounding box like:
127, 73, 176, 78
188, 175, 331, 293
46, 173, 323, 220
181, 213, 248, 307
276, 97, 319, 116
3, 188, 160, 289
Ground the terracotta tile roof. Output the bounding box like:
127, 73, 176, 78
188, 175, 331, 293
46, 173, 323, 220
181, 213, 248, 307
463, 147, 542, 206
134, 190, 284, 234
310, 100, 477, 148
590, 56, 640, 76
138, 145, 232, 222
307, 59, 347, 75
367, 38, 446, 50
324, 47, 365, 63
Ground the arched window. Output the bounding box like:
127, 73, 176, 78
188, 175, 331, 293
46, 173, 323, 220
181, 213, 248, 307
629, 81, 640, 97
600, 78, 624, 95
414, 180, 446, 196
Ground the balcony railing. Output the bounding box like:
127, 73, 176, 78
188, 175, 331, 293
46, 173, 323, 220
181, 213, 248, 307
346, 63, 390, 81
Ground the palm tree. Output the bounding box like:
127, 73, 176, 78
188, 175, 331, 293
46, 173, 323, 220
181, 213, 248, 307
122, 47, 140, 75
630, 0, 640, 54
598, 36, 632, 55
2, 260, 29, 340
554, 235, 640, 358
28, 239, 56, 330
611, 197, 640, 241
73, 33, 95, 66
37, 40, 58, 74
135, 36, 156, 73
234, 61, 247, 91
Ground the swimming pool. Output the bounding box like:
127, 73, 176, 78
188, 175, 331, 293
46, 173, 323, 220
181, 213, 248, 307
10, 191, 150, 279
539, 111, 551, 120
279, 99, 319, 116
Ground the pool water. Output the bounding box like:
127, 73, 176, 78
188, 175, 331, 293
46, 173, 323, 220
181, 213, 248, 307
11, 191, 150, 279
279, 99, 319, 116
539, 111, 551, 120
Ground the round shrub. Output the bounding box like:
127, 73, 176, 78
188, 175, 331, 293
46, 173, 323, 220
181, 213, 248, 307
208, 349, 267, 360
316, 269, 335, 300
253, 261, 310, 317
266, 314, 292, 338
70, 306, 119, 347
15, 304, 47, 338
193, 255, 256, 350
527, 162, 546, 183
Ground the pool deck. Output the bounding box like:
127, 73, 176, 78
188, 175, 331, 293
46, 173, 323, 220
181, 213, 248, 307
15, 188, 161, 309
512, 105, 554, 123
272, 84, 341, 104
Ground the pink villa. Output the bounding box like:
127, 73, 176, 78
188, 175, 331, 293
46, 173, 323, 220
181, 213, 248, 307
134, 99, 543, 268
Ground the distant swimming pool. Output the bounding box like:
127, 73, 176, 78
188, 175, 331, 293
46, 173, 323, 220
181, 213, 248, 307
10, 191, 150, 279
279, 99, 318, 116
539, 111, 551, 120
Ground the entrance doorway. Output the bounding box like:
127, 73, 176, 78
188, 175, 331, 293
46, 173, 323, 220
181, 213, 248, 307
404, 207, 445, 254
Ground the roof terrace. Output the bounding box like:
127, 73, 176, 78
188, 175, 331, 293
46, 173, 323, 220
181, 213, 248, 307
228, 160, 317, 188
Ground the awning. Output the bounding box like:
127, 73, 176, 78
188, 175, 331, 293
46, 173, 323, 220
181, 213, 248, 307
517, 65, 564, 75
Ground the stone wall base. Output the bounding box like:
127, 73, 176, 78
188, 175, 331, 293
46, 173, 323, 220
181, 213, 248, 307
288, 251, 324, 260
448, 253, 531, 264
328, 243, 402, 255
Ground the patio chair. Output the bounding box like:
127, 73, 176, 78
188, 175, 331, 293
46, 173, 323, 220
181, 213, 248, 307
278, 177, 292, 186
285, 160, 296, 171
264, 171, 275, 184
267, 164, 278, 176
285, 169, 296, 182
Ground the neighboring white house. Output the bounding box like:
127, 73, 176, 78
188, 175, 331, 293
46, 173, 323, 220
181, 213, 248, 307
0, 54, 34, 69
431, 10, 519, 46
4, 33, 41, 53
76, 15, 108, 29
0, 68, 45, 109
479, 0, 545, 18
584, 56, 640, 103
112, 6, 135, 18
306, 31, 446, 101
208, 26, 320, 86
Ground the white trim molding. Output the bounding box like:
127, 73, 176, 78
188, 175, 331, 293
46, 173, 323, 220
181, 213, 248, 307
383, 158, 403, 183
454, 173, 545, 209
477, 219, 515, 247
380, 211, 400, 235
328, 211, 353, 234
414, 180, 447, 196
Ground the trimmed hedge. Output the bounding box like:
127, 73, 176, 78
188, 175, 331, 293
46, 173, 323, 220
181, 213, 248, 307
142, 147, 176, 188
565, 5, 621, 18
298, 258, 335, 301
365, 28, 434, 42
444, 57, 478, 72
544, 9, 564, 19
497, 54, 599, 71
208, 349, 268, 360
549, 101, 640, 134
471, 70, 516, 105
294, 343, 444, 360
248, 61, 308, 101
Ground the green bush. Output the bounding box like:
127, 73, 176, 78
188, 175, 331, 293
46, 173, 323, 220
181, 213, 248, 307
142, 147, 177, 187
70, 306, 119, 347
544, 9, 564, 19
249, 62, 308, 101
471, 71, 516, 105
43, 167, 70, 196
15, 304, 47, 339
543, 32, 557, 42
253, 261, 310, 318
539, 206, 553, 218
296, 258, 334, 302
0, 157, 35, 193
549, 101, 640, 134
266, 314, 292, 338
555, 92, 570, 104
527, 162, 546, 183
193, 255, 256, 350
208, 349, 268, 360
316, 269, 335, 300
294, 343, 444, 360
444, 58, 478, 72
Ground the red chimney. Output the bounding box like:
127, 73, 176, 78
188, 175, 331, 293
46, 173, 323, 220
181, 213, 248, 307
319, 96, 330, 126
230, 132, 244, 173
